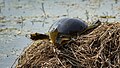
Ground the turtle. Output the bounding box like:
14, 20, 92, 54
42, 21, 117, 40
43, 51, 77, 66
30, 18, 101, 46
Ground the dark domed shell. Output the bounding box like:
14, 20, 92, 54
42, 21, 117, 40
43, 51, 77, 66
49, 18, 88, 35
58, 18, 88, 34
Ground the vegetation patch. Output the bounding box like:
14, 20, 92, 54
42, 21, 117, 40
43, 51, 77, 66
15, 23, 120, 68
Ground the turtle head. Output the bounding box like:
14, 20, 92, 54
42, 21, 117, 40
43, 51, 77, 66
30, 33, 49, 40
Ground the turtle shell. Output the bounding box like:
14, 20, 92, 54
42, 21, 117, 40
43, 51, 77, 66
49, 18, 88, 35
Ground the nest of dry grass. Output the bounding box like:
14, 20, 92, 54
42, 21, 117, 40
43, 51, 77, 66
16, 23, 120, 68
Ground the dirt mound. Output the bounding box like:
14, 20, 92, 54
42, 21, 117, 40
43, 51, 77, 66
16, 23, 120, 68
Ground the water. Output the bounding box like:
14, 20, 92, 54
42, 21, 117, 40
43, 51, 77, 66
0, 0, 120, 68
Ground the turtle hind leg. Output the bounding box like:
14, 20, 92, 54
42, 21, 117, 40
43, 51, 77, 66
79, 20, 102, 35
87, 20, 101, 30
92, 20, 101, 28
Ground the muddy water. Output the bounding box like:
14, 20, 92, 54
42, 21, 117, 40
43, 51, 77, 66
0, 0, 120, 68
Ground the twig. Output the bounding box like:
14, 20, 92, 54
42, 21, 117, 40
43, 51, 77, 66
98, 25, 113, 41
11, 57, 19, 68
55, 53, 66, 68
85, 10, 89, 22
59, 53, 81, 64
41, 3, 47, 18
40, 3, 47, 27
66, 9, 69, 17
66, 58, 77, 66
70, 47, 79, 60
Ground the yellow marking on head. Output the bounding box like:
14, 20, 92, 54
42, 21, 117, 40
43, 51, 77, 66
49, 29, 58, 45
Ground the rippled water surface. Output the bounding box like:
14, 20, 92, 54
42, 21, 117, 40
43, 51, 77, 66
0, 0, 120, 68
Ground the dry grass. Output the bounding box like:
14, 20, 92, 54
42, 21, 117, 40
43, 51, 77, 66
16, 22, 120, 68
